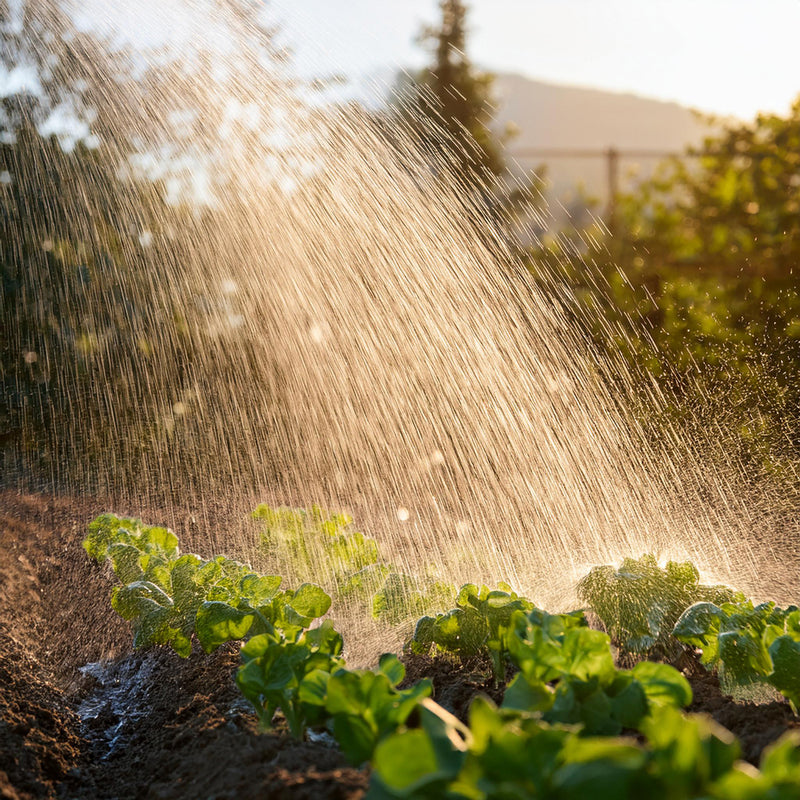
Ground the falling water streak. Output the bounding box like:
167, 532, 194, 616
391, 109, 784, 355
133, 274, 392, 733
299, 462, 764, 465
2, 0, 797, 660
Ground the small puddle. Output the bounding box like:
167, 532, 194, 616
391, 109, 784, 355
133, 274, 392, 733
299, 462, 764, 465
77, 653, 161, 760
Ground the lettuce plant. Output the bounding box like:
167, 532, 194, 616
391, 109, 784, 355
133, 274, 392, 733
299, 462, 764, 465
254, 503, 453, 624
503, 607, 692, 735
238, 638, 432, 754
253, 504, 381, 588
577, 554, 739, 656
84, 513, 331, 655
372, 572, 454, 626
674, 599, 800, 711
236, 620, 346, 738
368, 696, 800, 800
411, 583, 538, 682
305, 654, 432, 763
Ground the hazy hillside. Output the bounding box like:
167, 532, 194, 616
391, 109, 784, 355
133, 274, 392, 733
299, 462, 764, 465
493, 72, 717, 213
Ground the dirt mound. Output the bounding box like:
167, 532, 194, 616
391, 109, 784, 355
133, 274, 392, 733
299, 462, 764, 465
0, 630, 83, 799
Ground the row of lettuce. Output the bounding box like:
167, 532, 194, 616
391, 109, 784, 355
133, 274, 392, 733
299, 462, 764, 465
84, 511, 800, 799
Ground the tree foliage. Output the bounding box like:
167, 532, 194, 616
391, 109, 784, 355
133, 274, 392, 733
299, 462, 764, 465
536, 101, 800, 477
0, 0, 292, 491
398, 0, 506, 188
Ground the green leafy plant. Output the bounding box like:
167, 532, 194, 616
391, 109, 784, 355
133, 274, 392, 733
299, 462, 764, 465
577, 554, 739, 656
369, 695, 800, 800
84, 513, 331, 656
503, 607, 692, 735
254, 504, 453, 624
238, 637, 432, 755
307, 654, 432, 764
674, 599, 800, 711
236, 620, 346, 739
87, 513, 438, 752
372, 572, 454, 626
253, 504, 381, 588
411, 583, 539, 681
86, 520, 800, 797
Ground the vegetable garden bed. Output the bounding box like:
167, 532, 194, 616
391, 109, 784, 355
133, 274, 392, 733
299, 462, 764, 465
1, 491, 799, 799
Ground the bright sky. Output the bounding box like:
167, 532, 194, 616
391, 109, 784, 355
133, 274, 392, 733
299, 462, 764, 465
269, 0, 800, 121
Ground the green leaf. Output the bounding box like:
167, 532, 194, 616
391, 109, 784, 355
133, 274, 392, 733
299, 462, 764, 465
674, 602, 724, 647
289, 583, 332, 619
139, 525, 179, 556
554, 737, 646, 798
718, 630, 773, 683
666, 560, 700, 588
456, 584, 480, 608
370, 729, 448, 796
560, 628, 616, 683
432, 609, 465, 650
169, 553, 204, 608
502, 673, 553, 713
631, 660, 693, 708
566, 685, 619, 735
768, 637, 800, 709
143, 558, 173, 593
412, 616, 436, 651
240, 631, 275, 661
239, 573, 282, 605
378, 653, 405, 687
83, 514, 135, 560
607, 676, 649, 730
640, 706, 740, 784
131, 605, 175, 649
759, 730, 800, 782
111, 580, 173, 619
326, 670, 372, 716
107, 543, 145, 584
332, 713, 377, 765
195, 601, 254, 652
304, 620, 344, 657
297, 668, 331, 707
171, 630, 193, 658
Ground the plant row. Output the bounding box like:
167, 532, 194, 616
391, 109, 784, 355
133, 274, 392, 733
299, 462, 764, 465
85, 513, 800, 799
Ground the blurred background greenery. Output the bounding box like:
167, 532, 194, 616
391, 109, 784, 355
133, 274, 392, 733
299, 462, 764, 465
2, 0, 799, 495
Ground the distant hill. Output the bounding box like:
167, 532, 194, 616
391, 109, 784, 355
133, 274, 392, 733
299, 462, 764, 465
356, 69, 722, 224
492, 73, 718, 214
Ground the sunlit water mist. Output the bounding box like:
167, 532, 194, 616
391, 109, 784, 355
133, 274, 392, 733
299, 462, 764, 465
3, 0, 797, 660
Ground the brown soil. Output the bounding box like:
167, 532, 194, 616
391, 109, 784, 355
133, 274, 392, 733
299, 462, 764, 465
1, 490, 797, 799
0, 491, 367, 800
686, 665, 800, 764
399, 651, 512, 721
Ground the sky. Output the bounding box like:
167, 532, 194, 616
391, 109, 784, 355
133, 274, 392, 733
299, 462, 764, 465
268, 0, 800, 121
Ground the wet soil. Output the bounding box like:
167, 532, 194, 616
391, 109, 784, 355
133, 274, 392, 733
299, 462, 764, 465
1, 490, 798, 799
686, 666, 800, 764
0, 492, 366, 799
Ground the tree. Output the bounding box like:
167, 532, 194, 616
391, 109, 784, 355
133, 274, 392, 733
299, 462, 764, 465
549, 101, 800, 477
399, 0, 506, 189
1, 0, 315, 496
